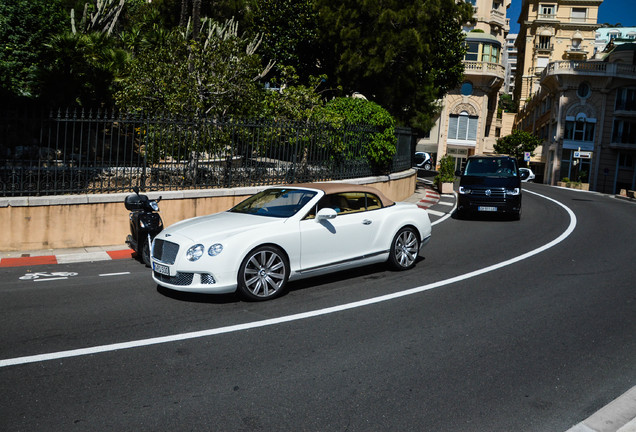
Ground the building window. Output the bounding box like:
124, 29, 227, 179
571, 8, 587, 23
577, 82, 591, 98
616, 88, 636, 111
448, 111, 478, 143
619, 152, 634, 168
538, 35, 552, 50
536, 56, 549, 70
461, 82, 474, 96
465, 42, 479, 61
540, 4, 556, 16
481, 43, 500, 63
609, 30, 621, 41
612, 119, 636, 144
565, 118, 595, 142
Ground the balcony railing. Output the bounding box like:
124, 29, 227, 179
541, 61, 636, 81
537, 13, 557, 21
565, 45, 588, 56
535, 43, 554, 52
489, 9, 506, 27
463, 61, 506, 80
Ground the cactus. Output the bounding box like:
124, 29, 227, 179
71, 0, 125, 36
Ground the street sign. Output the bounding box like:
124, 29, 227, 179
574, 151, 592, 159
524, 152, 531, 162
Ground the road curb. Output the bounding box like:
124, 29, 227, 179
566, 386, 636, 432
0, 248, 135, 268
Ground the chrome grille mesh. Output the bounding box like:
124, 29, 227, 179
153, 239, 179, 264
154, 271, 194, 286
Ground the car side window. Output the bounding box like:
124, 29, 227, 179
303, 192, 383, 219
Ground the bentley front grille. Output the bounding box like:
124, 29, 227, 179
153, 239, 179, 264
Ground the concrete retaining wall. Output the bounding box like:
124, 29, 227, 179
0, 170, 416, 252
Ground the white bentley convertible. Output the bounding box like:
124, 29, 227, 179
151, 183, 431, 301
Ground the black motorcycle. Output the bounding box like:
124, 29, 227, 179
125, 187, 163, 266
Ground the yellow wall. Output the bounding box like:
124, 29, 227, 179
0, 171, 416, 252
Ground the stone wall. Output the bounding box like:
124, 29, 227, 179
0, 170, 416, 252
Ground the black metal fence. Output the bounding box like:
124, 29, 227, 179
0, 109, 414, 197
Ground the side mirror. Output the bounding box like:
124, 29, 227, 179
316, 207, 337, 221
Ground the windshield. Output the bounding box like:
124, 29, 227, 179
230, 188, 317, 218
464, 158, 518, 178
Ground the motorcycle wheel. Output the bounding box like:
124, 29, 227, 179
140, 241, 151, 267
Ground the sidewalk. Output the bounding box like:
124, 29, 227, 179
0, 180, 455, 268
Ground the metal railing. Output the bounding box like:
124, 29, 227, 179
0, 110, 414, 197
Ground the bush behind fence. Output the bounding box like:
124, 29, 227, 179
0, 109, 414, 197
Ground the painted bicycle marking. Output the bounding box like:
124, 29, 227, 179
19, 272, 78, 281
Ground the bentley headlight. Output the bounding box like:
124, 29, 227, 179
186, 244, 205, 261
208, 243, 224, 256
506, 188, 520, 196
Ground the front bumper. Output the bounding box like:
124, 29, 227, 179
457, 189, 521, 214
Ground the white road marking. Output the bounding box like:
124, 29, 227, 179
99, 272, 131, 277
427, 209, 446, 217
34, 277, 68, 282
0, 190, 574, 369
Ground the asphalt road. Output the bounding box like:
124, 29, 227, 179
1, 183, 634, 431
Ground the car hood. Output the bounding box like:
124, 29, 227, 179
460, 175, 520, 188
160, 211, 285, 243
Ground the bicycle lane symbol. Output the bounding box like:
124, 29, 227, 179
19, 272, 78, 282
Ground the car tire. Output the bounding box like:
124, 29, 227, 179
388, 227, 420, 271
237, 246, 289, 301
424, 162, 432, 171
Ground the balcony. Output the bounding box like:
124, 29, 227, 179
565, 45, 588, 58
541, 61, 636, 82
489, 9, 506, 27
535, 43, 554, 53
537, 13, 557, 22
463, 61, 506, 81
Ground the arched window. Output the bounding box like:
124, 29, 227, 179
448, 111, 478, 144
564, 114, 595, 143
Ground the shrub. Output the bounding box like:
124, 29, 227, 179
435, 155, 456, 183
313, 97, 396, 174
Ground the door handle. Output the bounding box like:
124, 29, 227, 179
362, 219, 372, 225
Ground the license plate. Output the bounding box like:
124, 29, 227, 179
478, 206, 497, 212
153, 262, 170, 275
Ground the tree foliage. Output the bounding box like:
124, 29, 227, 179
494, 129, 542, 163
245, 0, 319, 80
313, 97, 397, 173
314, 0, 473, 130
114, 18, 270, 117
0, 0, 67, 99
39, 31, 129, 107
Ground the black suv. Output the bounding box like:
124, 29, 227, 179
457, 155, 529, 219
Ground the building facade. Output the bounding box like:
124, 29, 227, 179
595, 27, 636, 56
514, 0, 602, 103
504, 33, 518, 95
416, 0, 510, 171
515, 44, 636, 193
